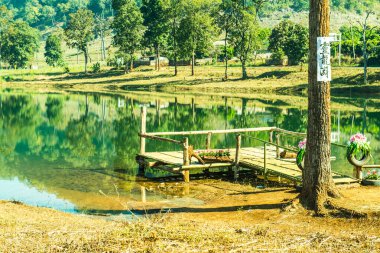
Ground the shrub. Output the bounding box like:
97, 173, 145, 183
92, 62, 101, 73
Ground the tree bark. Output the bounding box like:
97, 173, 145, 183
301, 0, 339, 215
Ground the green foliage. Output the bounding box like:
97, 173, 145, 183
111, 0, 145, 70
141, 0, 170, 52
64, 8, 95, 72
228, 2, 265, 78
1, 20, 40, 68
92, 62, 101, 73
346, 141, 371, 159
177, 0, 217, 60
44, 34, 65, 67
296, 149, 305, 166
198, 150, 231, 157
268, 20, 308, 65
364, 170, 380, 180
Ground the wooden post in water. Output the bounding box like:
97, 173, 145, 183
140, 107, 147, 155
183, 137, 190, 183
206, 132, 212, 150
234, 134, 241, 180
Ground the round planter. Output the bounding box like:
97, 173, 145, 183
361, 179, 380, 186
347, 153, 371, 167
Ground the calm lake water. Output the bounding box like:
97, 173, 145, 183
0, 91, 379, 214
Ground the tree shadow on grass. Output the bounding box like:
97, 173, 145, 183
254, 70, 293, 79
332, 71, 380, 85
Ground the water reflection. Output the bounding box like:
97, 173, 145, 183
0, 92, 379, 213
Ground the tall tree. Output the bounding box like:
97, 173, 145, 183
177, 0, 216, 76
268, 20, 309, 65
215, 0, 234, 80
301, 0, 339, 215
64, 8, 95, 73
141, 0, 170, 71
229, 1, 261, 79
1, 20, 40, 68
167, 0, 183, 76
0, 5, 13, 70
45, 33, 65, 67
112, 0, 145, 73
357, 10, 375, 84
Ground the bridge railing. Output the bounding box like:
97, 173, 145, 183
139, 107, 370, 181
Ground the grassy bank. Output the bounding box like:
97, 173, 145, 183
1, 181, 380, 252
1, 65, 379, 96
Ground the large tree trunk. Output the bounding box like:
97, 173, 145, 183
301, 0, 339, 215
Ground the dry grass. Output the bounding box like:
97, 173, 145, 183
1, 184, 380, 252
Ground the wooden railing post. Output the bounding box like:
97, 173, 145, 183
269, 130, 274, 143
140, 107, 147, 155
353, 166, 363, 180
276, 133, 281, 158
234, 134, 241, 180
206, 132, 212, 150
183, 137, 190, 183
264, 142, 268, 185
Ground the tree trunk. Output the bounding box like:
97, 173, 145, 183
124, 61, 129, 74
157, 45, 160, 71
84, 47, 88, 73
224, 30, 228, 80
363, 28, 368, 84
130, 54, 134, 72
191, 50, 195, 76
301, 0, 339, 215
101, 30, 106, 61
241, 59, 247, 79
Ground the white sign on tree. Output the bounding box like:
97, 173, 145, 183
317, 37, 331, 82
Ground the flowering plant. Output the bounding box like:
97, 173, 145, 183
296, 139, 306, 168
364, 170, 380, 180
347, 133, 371, 159
198, 150, 231, 157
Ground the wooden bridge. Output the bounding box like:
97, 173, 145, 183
136, 107, 359, 185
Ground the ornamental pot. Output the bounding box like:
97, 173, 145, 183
361, 179, 380, 186
347, 153, 371, 167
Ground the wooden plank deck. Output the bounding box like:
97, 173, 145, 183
139, 146, 358, 185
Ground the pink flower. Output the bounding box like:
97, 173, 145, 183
298, 139, 307, 150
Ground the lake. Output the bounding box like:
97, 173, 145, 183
0, 91, 379, 214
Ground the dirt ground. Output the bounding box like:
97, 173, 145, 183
1, 179, 380, 252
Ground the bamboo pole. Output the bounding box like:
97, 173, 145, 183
140, 107, 147, 154
206, 132, 212, 150
264, 142, 268, 184
276, 134, 281, 158
183, 137, 190, 183
138, 133, 183, 145
234, 134, 241, 180
149, 127, 277, 136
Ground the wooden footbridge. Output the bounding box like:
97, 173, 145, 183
136, 107, 359, 185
